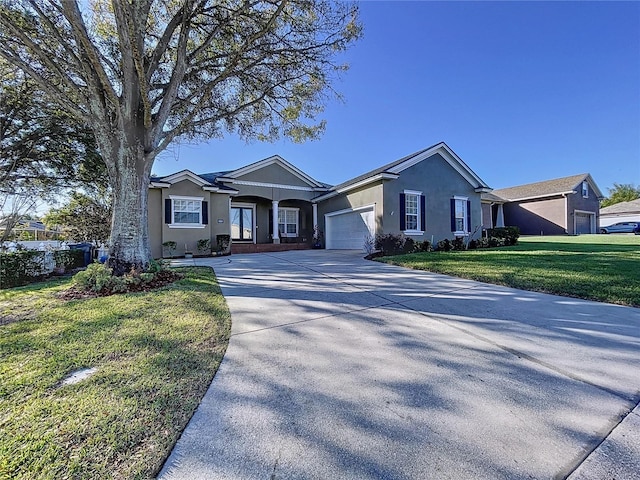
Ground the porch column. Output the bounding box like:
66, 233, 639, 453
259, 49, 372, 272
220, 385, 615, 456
272, 200, 280, 244
496, 204, 505, 227
312, 203, 318, 230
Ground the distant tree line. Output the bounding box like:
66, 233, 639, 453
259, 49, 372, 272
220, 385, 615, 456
601, 183, 640, 208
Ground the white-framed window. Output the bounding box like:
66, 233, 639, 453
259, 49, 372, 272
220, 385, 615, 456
453, 196, 468, 234
278, 208, 299, 236
402, 190, 424, 234
582, 181, 589, 198
169, 195, 204, 228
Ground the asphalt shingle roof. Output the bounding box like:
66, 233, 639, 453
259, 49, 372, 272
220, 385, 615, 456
491, 173, 591, 201
600, 198, 640, 215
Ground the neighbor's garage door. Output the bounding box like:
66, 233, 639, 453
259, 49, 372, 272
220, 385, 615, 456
325, 207, 375, 250
575, 212, 593, 234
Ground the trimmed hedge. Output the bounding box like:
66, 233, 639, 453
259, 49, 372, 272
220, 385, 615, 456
374, 233, 432, 256
54, 250, 85, 270
369, 227, 520, 258
486, 226, 520, 246
0, 250, 84, 289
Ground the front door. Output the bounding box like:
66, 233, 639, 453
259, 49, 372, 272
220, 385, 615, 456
231, 206, 254, 241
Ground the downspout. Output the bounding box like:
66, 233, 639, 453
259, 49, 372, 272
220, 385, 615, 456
562, 193, 568, 234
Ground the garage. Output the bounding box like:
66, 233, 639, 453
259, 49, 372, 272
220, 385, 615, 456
575, 211, 595, 234
325, 205, 375, 250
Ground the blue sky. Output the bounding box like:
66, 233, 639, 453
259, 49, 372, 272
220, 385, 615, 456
153, 1, 640, 195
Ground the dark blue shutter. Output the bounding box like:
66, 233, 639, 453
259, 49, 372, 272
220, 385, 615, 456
466, 200, 471, 233
450, 198, 456, 232
420, 195, 426, 231
399, 193, 406, 230
164, 199, 171, 224
269, 209, 273, 236
202, 201, 209, 225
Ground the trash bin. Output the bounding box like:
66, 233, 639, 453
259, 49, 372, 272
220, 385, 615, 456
68, 242, 94, 267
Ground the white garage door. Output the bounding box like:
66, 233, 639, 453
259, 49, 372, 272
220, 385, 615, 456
325, 206, 375, 250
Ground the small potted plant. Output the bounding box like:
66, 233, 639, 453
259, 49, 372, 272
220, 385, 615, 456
216, 234, 231, 255
162, 241, 177, 258
197, 238, 211, 256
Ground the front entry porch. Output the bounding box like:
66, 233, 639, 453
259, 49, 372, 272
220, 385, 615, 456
230, 196, 317, 251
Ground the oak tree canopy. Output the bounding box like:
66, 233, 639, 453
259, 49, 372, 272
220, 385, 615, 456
0, 0, 361, 273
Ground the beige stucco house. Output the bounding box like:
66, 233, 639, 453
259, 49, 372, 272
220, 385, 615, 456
148, 142, 493, 256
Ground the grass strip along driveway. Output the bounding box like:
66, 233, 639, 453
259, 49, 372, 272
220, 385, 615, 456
379, 235, 640, 307
0, 267, 230, 479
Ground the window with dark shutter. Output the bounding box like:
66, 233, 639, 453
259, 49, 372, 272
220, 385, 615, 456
401, 191, 424, 232
450, 198, 456, 232
202, 201, 209, 225
399, 193, 406, 231
164, 199, 171, 224
451, 197, 470, 233
167, 196, 206, 227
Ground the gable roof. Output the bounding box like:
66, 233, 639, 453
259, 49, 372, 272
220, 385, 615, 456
491, 173, 603, 202
149, 169, 238, 193
314, 142, 491, 201
600, 198, 640, 215
219, 155, 329, 189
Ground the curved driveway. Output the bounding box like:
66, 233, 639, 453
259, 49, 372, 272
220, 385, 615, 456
160, 250, 640, 479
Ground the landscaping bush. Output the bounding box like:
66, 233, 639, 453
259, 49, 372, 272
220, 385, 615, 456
402, 237, 415, 254
452, 236, 466, 251
375, 233, 407, 256
53, 249, 84, 271
0, 250, 86, 289
162, 241, 177, 257
413, 240, 432, 252
216, 234, 231, 254
487, 226, 520, 246
73, 263, 116, 292
71, 261, 179, 295
0, 251, 47, 288
197, 238, 211, 255
436, 239, 452, 252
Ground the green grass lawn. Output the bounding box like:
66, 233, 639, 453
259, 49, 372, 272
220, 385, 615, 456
0, 267, 231, 479
379, 235, 640, 307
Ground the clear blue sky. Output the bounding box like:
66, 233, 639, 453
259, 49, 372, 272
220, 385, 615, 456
152, 1, 640, 195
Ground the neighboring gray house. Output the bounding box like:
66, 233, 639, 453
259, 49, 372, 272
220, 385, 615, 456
599, 198, 640, 227
148, 142, 491, 256
483, 174, 603, 235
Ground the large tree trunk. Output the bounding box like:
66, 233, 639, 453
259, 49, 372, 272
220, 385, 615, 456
108, 160, 152, 275
96, 129, 154, 276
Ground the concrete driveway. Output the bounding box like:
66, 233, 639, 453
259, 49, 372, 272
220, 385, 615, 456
159, 250, 640, 479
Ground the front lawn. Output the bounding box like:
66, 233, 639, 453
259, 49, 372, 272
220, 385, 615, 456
0, 267, 231, 479
378, 235, 640, 306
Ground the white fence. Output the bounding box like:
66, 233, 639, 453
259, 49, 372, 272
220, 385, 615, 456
2, 240, 66, 250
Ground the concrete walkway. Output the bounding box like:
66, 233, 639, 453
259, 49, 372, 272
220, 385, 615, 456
159, 250, 640, 479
